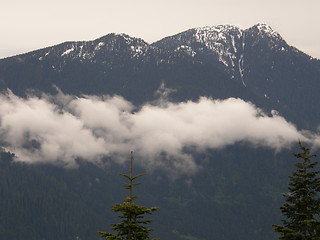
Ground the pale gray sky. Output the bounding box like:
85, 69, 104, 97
1, 0, 320, 59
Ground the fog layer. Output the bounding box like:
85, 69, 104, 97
0, 91, 313, 173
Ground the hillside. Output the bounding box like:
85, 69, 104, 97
0, 24, 320, 240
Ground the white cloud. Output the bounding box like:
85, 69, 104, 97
0, 91, 314, 173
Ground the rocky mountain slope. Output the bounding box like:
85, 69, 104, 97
154, 23, 320, 128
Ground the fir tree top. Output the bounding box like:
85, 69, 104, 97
98, 152, 159, 240
273, 142, 320, 240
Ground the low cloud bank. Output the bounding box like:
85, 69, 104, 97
0, 91, 315, 173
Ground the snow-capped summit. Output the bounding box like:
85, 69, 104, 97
153, 24, 290, 86
251, 23, 281, 38
194, 25, 242, 40
31, 33, 151, 66
245, 23, 285, 50
193, 25, 243, 62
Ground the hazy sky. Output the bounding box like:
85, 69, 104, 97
1, 0, 320, 59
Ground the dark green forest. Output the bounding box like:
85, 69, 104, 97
0, 145, 301, 240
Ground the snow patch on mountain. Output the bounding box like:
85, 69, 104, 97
255, 23, 281, 39
192, 25, 246, 84
175, 45, 196, 57
155, 23, 287, 87
61, 46, 75, 57
94, 42, 105, 51
34, 33, 152, 65
194, 26, 239, 68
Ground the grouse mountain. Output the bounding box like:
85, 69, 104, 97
1, 24, 319, 128
0, 24, 320, 240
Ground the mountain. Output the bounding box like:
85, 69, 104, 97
0, 24, 320, 240
153, 23, 320, 129
1, 24, 319, 128
154, 24, 289, 80
0, 31, 257, 107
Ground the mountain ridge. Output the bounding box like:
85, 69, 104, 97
3, 24, 318, 61
1, 23, 319, 129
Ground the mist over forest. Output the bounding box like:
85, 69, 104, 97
0, 23, 320, 240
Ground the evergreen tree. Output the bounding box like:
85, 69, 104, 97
273, 142, 320, 240
98, 152, 159, 240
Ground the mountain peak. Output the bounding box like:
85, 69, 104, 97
28, 33, 151, 63
94, 33, 148, 46
247, 23, 282, 39
193, 25, 242, 45
254, 23, 274, 31
195, 25, 240, 33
